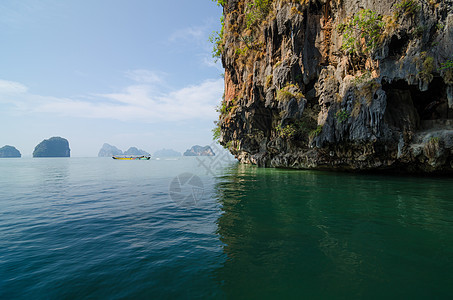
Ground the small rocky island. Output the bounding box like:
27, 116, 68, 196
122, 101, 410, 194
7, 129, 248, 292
98, 143, 123, 157
98, 144, 150, 157
153, 149, 182, 157
33, 137, 70, 157
0, 145, 21, 158
124, 147, 150, 156
183, 145, 215, 156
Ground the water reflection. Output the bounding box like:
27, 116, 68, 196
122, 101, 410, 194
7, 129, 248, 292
214, 165, 453, 298
37, 158, 70, 183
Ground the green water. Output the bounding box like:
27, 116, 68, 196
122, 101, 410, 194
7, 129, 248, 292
216, 165, 453, 299
0, 158, 452, 298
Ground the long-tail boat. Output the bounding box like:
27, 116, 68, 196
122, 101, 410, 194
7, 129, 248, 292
112, 155, 150, 160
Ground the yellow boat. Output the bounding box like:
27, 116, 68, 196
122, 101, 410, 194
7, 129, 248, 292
112, 155, 150, 160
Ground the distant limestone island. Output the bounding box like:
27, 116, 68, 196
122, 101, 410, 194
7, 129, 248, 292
33, 137, 70, 157
124, 147, 150, 156
98, 143, 150, 157
98, 143, 123, 157
183, 145, 215, 156
99, 143, 214, 157
0, 145, 21, 158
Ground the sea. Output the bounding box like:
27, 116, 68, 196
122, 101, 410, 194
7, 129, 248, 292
1, 156, 453, 299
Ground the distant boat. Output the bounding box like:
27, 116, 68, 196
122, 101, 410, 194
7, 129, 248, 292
112, 155, 150, 160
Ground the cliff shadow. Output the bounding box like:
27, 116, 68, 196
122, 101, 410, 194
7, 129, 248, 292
383, 78, 453, 132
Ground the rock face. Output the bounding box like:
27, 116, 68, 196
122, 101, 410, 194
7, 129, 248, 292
98, 143, 123, 157
0, 145, 21, 158
124, 147, 150, 156
183, 145, 215, 156
153, 149, 182, 157
33, 137, 70, 157
215, 0, 453, 173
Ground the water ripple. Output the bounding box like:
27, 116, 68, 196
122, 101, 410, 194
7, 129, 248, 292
1, 158, 453, 298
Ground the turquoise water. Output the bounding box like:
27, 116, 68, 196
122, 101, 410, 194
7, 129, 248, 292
1, 158, 452, 299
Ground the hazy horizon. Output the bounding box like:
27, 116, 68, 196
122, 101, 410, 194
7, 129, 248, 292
13, 141, 228, 158
0, 0, 224, 156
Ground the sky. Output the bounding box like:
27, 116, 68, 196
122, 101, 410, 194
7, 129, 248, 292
0, 0, 224, 157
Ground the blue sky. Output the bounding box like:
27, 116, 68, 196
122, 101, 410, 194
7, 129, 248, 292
0, 0, 224, 156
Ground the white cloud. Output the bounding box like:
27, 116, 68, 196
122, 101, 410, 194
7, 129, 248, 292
0, 79, 28, 94
0, 1, 60, 29
202, 54, 224, 71
168, 23, 222, 70
0, 74, 224, 123
125, 69, 165, 84
169, 26, 205, 43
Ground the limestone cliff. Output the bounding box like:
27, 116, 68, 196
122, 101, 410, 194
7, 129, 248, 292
215, 0, 453, 173
183, 145, 216, 156
33, 137, 70, 158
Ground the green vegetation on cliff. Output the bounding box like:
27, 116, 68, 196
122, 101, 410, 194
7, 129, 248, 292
209, 15, 225, 61
337, 9, 385, 56
395, 0, 420, 18
245, 0, 271, 28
